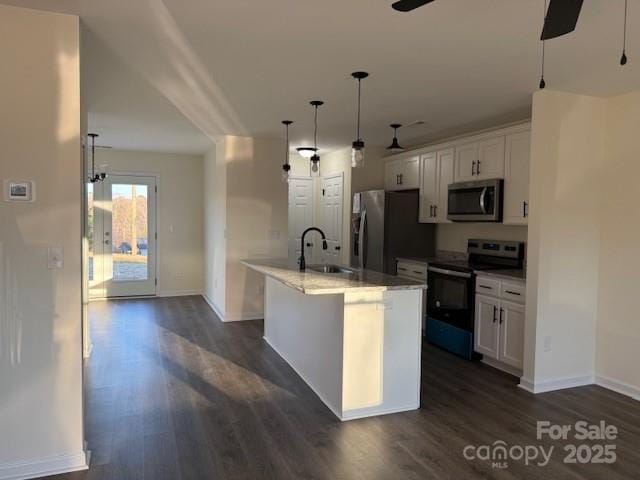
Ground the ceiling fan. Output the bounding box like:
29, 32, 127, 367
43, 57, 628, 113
391, 0, 584, 40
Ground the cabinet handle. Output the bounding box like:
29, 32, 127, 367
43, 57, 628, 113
396, 174, 400, 185
434, 205, 438, 217
499, 308, 504, 324
430, 205, 434, 217
493, 306, 497, 323
477, 159, 481, 175
399, 174, 403, 185
523, 201, 528, 218
398, 267, 408, 272
335, 246, 341, 251
478, 285, 492, 290
413, 270, 423, 275
504, 290, 521, 296
472, 160, 476, 176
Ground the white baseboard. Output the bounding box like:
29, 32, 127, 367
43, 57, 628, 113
222, 313, 264, 322
481, 356, 522, 378
341, 403, 420, 421
518, 375, 594, 394
0, 451, 88, 480
201, 294, 262, 322
158, 290, 202, 297
596, 375, 640, 401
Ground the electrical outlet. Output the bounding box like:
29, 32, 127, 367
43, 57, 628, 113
543, 335, 552, 352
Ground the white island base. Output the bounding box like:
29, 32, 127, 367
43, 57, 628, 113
263, 276, 423, 421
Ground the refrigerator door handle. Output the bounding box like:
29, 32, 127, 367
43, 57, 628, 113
359, 209, 367, 270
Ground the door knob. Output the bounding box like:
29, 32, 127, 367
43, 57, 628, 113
104, 239, 110, 245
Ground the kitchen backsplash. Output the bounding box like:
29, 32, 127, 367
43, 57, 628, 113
435, 223, 528, 253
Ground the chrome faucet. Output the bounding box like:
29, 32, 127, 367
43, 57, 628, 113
299, 227, 328, 271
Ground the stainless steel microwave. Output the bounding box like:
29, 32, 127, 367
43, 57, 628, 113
447, 178, 504, 222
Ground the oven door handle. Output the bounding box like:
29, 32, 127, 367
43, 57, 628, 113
479, 187, 488, 214
427, 266, 472, 279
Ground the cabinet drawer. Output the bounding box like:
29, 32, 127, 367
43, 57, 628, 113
397, 261, 427, 281
475, 277, 500, 297
500, 282, 526, 304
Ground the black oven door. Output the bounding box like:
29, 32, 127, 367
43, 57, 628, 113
427, 267, 474, 331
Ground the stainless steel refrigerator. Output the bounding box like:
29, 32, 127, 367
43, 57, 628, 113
350, 190, 435, 274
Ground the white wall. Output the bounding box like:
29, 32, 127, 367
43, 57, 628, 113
96, 149, 204, 296
596, 91, 640, 396
0, 5, 87, 478
523, 90, 606, 391
203, 136, 288, 321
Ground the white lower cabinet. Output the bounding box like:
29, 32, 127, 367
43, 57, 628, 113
498, 300, 525, 369
475, 294, 500, 358
474, 277, 525, 373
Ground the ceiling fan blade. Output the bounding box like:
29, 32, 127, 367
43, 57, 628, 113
541, 0, 583, 40
392, 0, 435, 13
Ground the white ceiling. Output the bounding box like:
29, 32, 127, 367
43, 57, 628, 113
4, 0, 640, 154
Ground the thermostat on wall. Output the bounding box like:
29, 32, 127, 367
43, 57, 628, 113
4, 180, 35, 202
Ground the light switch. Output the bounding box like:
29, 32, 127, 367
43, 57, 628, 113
48, 246, 64, 269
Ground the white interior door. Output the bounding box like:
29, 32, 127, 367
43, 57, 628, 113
321, 173, 344, 265
90, 174, 157, 297
288, 177, 314, 265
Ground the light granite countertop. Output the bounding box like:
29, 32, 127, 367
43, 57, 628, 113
242, 258, 427, 295
474, 269, 527, 282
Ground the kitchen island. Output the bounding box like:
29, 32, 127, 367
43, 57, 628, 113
242, 259, 426, 421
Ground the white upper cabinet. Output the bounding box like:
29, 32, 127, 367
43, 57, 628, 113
454, 142, 478, 182
385, 156, 420, 191
503, 130, 531, 225
418, 152, 438, 223
419, 148, 454, 224
454, 136, 505, 182
436, 148, 454, 222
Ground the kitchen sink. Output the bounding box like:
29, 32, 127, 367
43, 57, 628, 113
307, 264, 356, 274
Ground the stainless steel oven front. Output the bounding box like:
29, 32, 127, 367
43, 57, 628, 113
447, 178, 503, 222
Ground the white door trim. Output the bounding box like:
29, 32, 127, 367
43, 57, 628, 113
321, 172, 344, 265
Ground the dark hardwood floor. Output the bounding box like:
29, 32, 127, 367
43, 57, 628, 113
44, 296, 640, 480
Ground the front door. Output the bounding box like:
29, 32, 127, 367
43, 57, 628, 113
89, 174, 157, 297
322, 173, 343, 264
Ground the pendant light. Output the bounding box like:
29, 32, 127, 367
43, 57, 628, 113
386, 124, 405, 152
539, 0, 547, 89
296, 146, 317, 158
87, 133, 107, 183
351, 71, 369, 168
309, 100, 323, 175
281, 120, 293, 183
621, 0, 629, 65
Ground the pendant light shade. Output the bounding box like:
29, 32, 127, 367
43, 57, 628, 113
621, 0, 629, 65
351, 71, 369, 168
540, 0, 547, 89
296, 147, 317, 158
282, 120, 293, 183
309, 100, 323, 176
387, 124, 405, 152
